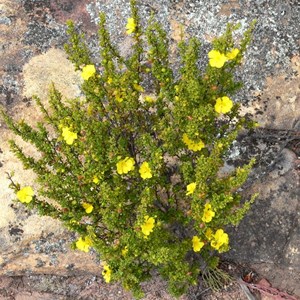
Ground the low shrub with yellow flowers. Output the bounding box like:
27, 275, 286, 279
1, 0, 258, 298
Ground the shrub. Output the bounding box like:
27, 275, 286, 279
1, 0, 257, 298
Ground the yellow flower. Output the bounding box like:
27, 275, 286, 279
202, 203, 215, 223
202, 210, 215, 223
186, 182, 196, 195
204, 203, 212, 210
226, 48, 239, 60
61, 127, 77, 145
205, 228, 213, 240
93, 176, 100, 184
144, 95, 156, 103
133, 83, 144, 92
191, 141, 204, 151
192, 236, 204, 252
139, 162, 152, 179
182, 133, 205, 152
16, 186, 34, 203
76, 237, 92, 252
214, 96, 233, 114
141, 215, 155, 236
82, 202, 93, 214
102, 263, 112, 283
126, 17, 136, 35
182, 133, 189, 145
211, 229, 229, 251
70, 219, 79, 225
208, 50, 228, 68
81, 64, 96, 81
113, 90, 124, 103
116, 157, 135, 175
122, 246, 128, 256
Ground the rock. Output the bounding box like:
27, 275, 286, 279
245, 56, 300, 130
22, 48, 82, 102
0, 0, 299, 299
224, 148, 299, 296
0, 128, 100, 276
0, 47, 95, 277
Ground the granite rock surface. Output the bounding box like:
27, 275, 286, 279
0, 0, 299, 298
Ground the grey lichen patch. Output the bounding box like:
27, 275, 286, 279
24, 21, 66, 50
22, 48, 82, 102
